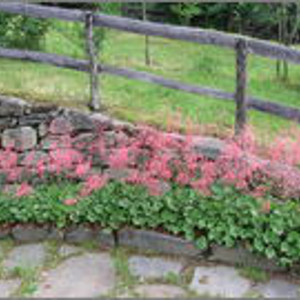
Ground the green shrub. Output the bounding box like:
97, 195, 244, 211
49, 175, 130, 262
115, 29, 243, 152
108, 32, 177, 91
0, 13, 50, 50
1, 181, 300, 267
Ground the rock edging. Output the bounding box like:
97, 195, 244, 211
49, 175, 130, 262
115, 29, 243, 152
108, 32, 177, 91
0, 224, 287, 273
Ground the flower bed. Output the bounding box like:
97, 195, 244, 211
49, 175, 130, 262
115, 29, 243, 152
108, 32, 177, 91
1, 96, 300, 270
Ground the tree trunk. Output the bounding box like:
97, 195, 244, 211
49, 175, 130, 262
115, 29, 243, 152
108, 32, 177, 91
276, 5, 282, 78
85, 10, 100, 111
142, 1, 150, 66
282, 2, 289, 81
235, 39, 248, 136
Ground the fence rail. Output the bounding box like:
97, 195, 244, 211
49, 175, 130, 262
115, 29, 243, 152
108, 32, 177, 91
1, 3, 300, 133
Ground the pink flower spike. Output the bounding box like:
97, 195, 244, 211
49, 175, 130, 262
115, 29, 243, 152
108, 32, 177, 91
108, 147, 129, 169
15, 183, 33, 198
64, 198, 78, 206
80, 174, 108, 197
75, 162, 91, 178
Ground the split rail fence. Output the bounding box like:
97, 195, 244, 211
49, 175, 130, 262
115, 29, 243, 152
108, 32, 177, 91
1, 3, 300, 133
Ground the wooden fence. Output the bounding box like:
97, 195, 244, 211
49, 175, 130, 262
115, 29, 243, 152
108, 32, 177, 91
1, 3, 300, 134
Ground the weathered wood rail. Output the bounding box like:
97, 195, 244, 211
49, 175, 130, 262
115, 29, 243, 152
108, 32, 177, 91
1, 3, 300, 132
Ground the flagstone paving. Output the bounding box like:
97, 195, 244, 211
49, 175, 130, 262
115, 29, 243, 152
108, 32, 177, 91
128, 256, 183, 279
34, 253, 115, 297
3, 243, 46, 271
134, 284, 186, 298
58, 244, 82, 258
189, 266, 252, 297
0, 280, 21, 297
0, 240, 299, 298
254, 279, 300, 298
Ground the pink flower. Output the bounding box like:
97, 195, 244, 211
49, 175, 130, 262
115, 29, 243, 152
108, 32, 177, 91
126, 170, 142, 184
144, 178, 162, 196
75, 162, 91, 178
261, 200, 271, 213
64, 198, 78, 206
108, 147, 129, 169
0, 149, 18, 169
176, 172, 190, 185
80, 174, 108, 197
37, 159, 46, 178
49, 148, 84, 175
15, 183, 33, 198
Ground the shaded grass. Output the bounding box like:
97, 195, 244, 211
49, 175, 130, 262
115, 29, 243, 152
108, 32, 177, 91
0, 239, 14, 279
108, 247, 138, 297
239, 266, 269, 283
1, 21, 300, 143
10, 266, 39, 297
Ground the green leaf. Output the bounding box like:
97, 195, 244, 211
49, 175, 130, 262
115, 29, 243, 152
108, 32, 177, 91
195, 236, 208, 250
265, 247, 276, 259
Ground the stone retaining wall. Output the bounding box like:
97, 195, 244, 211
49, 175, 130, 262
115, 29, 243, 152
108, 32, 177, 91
0, 95, 224, 186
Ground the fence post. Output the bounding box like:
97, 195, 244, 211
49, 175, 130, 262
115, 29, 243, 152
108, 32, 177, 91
234, 38, 248, 135
85, 10, 100, 111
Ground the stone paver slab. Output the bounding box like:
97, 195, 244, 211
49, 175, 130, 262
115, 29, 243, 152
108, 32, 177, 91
0, 279, 21, 297
189, 266, 251, 298
129, 256, 182, 279
34, 252, 115, 297
58, 244, 82, 257
135, 284, 186, 298
3, 243, 46, 271
254, 279, 300, 298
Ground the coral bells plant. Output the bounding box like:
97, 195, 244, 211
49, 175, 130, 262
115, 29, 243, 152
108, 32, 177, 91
63, 198, 78, 206
1, 118, 300, 201
79, 174, 108, 197
15, 183, 33, 198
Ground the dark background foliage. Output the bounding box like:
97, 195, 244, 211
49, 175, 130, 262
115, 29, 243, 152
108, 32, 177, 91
1, 3, 300, 50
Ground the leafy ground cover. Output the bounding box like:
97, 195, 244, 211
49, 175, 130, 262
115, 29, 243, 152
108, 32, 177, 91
1, 20, 300, 143
1, 180, 300, 268
0, 116, 299, 267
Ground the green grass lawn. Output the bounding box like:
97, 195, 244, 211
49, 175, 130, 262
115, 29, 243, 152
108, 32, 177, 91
1, 19, 300, 143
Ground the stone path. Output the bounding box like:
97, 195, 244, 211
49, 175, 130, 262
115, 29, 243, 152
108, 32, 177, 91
0, 240, 299, 298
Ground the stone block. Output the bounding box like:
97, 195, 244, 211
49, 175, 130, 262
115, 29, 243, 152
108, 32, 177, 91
90, 113, 113, 128
0, 118, 17, 131
0, 96, 28, 116
209, 245, 285, 272
11, 225, 49, 242
38, 122, 48, 138
64, 110, 95, 133
0, 226, 11, 239
33, 253, 116, 297
2, 127, 37, 150
49, 117, 73, 135
253, 279, 300, 298
189, 266, 251, 297
48, 227, 65, 241
192, 137, 225, 160
118, 228, 201, 257
134, 284, 186, 298
72, 133, 96, 150
65, 226, 96, 244
0, 279, 21, 297
129, 256, 183, 279
3, 243, 46, 270
30, 104, 58, 114
95, 230, 115, 248
41, 135, 71, 150
19, 113, 50, 127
